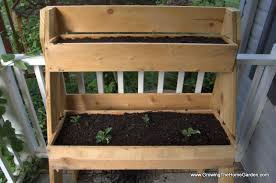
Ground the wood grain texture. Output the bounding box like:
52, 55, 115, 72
48, 145, 234, 170
49, 168, 63, 183
218, 168, 234, 183
221, 8, 240, 44
46, 72, 65, 143
211, 66, 237, 138
46, 43, 237, 72
55, 6, 226, 33
64, 93, 212, 111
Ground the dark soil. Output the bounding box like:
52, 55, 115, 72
55, 112, 230, 146
56, 36, 227, 44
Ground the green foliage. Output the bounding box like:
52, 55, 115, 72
96, 127, 112, 144
22, 158, 46, 183
0, 90, 7, 116
156, 0, 168, 5
0, 120, 24, 152
69, 115, 80, 124
0, 54, 28, 70
0, 89, 24, 153
0, 172, 5, 183
22, 15, 41, 55
142, 114, 150, 127
0, 54, 15, 62
192, 0, 239, 8
181, 127, 201, 139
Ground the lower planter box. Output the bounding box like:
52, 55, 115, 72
48, 110, 235, 170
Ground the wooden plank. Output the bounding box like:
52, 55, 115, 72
56, 6, 226, 33
48, 145, 234, 170
40, 8, 46, 52
49, 168, 63, 183
138, 71, 144, 93
46, 72, 65, 142
176, 72, 185, 93
43, 7, 59, 45
96, 72, 104, 94
157, 72, 164, 93
46, 43, 237, 72
221, 8, 240, 44
64, 93, 212, 111
195, 72, 205, 93
117, 71, 124, 93
218, 168, 234, 183
211, 66, 237, 137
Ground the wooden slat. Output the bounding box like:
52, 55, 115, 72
46, 43, 237, 72
48, 145, 234, 170
176, 72, 185, 93
64, 93, 211, 111
46, 72, 65, 142
117, 71, 124, 93
157, 72, 164, 93
56, 6, 226, 33
211, 67, 237, 137
96, 72, 104, 94
76, 73, 85, 94
195, 72, 205, 93
221, 8, 240, 44
49, 168, 63, 183
43, 7, 59, 45
138, 71, 144, 93
218, 168, 234, 183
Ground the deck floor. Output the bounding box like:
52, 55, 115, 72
37, 169, 250, 183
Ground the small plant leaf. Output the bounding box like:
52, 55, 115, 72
1, 54, 15, 62
14, 60, 28, 70
182, 129, 188, 136
105, 127, 112, 134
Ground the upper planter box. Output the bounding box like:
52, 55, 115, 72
40, 6, 239, 72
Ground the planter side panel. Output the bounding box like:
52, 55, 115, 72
56, 6, 225, 33
46, 44, 237, 72
211, 67, 237, 138
46, 72, 65, 142
64, 93, 212, 111
48, 146, 235, 170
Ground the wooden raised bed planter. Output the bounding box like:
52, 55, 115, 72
40, 5, 239, 183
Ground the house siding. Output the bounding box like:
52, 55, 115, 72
238, 0, 276, 183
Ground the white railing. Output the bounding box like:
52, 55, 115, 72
1, 40, 276, 182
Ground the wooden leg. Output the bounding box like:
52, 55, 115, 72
196, 169, 205, 182
71, 170, 79, 183
49, 168, 63, 183
218, 168, 234, 183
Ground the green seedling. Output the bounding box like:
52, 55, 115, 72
142, 114, 150, 127
181, 127, 200, 139
96, 127, 112, 144
69, 115, 80, 123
